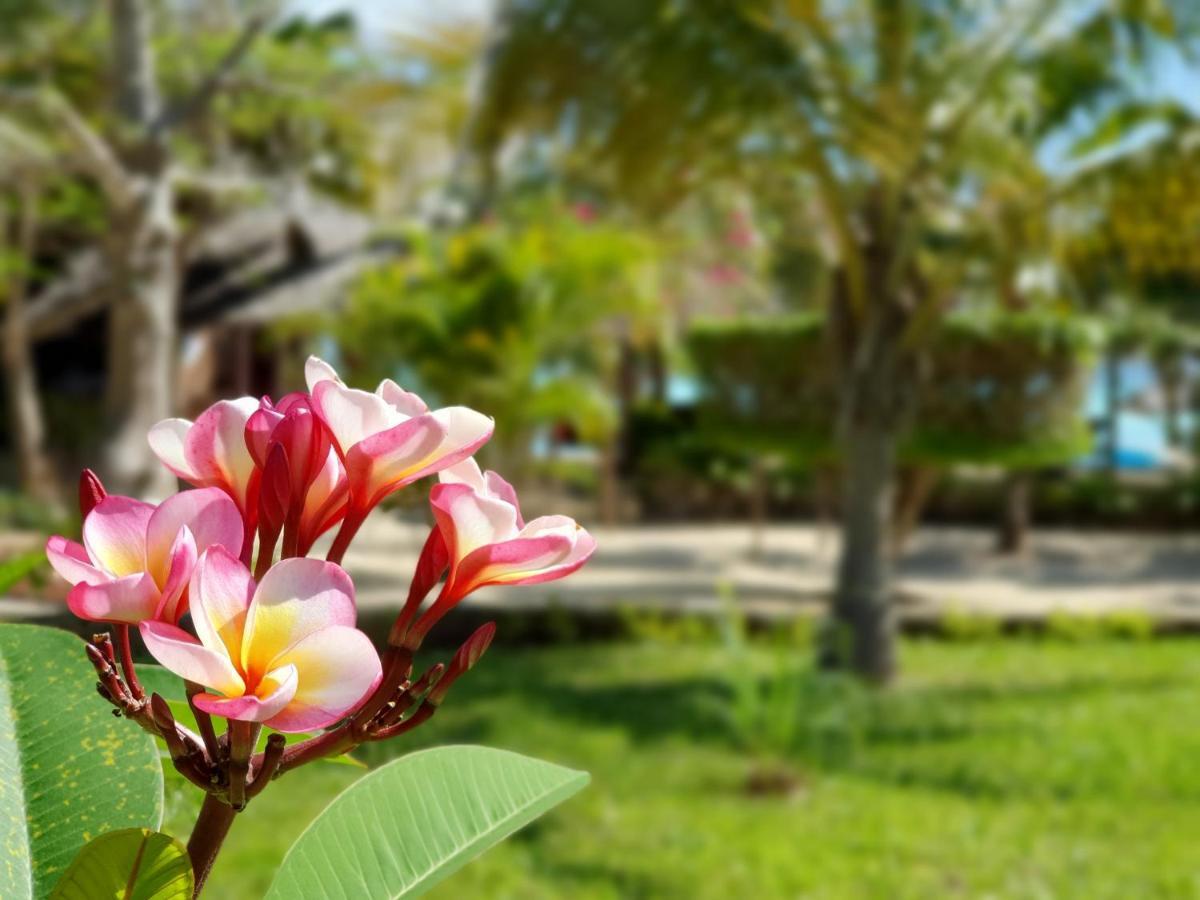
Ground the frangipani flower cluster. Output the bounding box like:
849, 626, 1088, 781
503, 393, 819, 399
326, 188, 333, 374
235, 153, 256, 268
142, 550, 380, 733
46, 356, 595, 770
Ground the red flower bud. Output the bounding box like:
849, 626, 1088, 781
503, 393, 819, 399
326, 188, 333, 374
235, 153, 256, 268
388, 526, 450, 648
78, 469, 107, 518
257, 443, 292, 543
428, 622, 495, 706
247, 396, 333, 519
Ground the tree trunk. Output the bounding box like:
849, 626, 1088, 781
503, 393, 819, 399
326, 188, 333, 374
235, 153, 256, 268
597, 335, 637, 527
821, 247, 915, 683
1103, 351, 1120, 474
443, 0, 516, 224
748, 455, 768, 559
2, 181, 61, 506
647, 339, 667, 404
824, 413, 899, 682
889, 464, 938, 557
102, 182, 178, 496
1156, 357, 1184, 449
996, 469, 1032, 555
101, 0, 177, 496
598, 440, 619, 526
1164, 381, 1182, 449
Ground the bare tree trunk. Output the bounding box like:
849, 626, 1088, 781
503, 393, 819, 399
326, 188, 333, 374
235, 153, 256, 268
821, 251, 915, 683
748, 455, 768, 559
824, 411, 899, 682
442, 0, 516, 224
110, 0, 160, 124
598, 440, 619, 526
103, 180, 177, 496
597, 335, 637, 527
1164, 381, 1182, 448
890, 464, 938, 557
1103, 351, 1120, 475
996, 469, 1032, 555
2, 181, 61, 506
1156, 357, 1184, 449
101, 0, 176, 496
648, 339, 667, 404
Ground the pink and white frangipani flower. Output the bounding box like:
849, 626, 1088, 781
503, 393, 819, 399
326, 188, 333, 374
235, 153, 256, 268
140, 548, 382, 733
304, 357, 493, 557
148, 398, 262, 528
46, 487, 243, 625
245, 392, 348, 555
393, 458, 595, 648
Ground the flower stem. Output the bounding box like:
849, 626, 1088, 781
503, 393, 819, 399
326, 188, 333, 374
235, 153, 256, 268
228, 721, 260, 811
115, 625, 143, 700
325, 506, 367, 565
253, 532, 277, 581
348, 647, 413, 736
272, 723, 353, 774
281, 507, 302, 559
185, 681, 220, 764
187, 794, 237, 898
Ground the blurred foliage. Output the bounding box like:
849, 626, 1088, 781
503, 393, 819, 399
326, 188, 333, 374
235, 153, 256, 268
0, 486, 73, 533
469, 0, 1182, 207
319, 200, 661, 463
1106, 306, 1200, 356
1, 7, 381, 231
907, 310, 1100, 467
687, 314, 830, 463
1035, 472, 1200, 524
716, 586, 868, 770
682, 308, 1100, 469
1064, 131, 1200, 306
625, 403, 817, 519
0, 547, 47, 595
937, 608, 1157, 642
937, 608, 1006, 642
173, 14, 380, 205
465, 0, 1197, 338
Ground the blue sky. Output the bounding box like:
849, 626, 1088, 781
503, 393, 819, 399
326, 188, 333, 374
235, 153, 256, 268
290, 0, 490, 42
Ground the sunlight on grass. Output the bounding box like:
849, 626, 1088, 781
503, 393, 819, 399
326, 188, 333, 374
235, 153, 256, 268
175, 638, 1200, 899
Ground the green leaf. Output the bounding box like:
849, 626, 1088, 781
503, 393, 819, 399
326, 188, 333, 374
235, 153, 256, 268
264, 745, 589, 899
48, 829, 192, 900
0, 624, 163, 899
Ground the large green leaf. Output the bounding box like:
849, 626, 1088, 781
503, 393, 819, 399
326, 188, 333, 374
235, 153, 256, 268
0, 624, 163, 899
264, 745, 589, 899
48, 828, 191, 900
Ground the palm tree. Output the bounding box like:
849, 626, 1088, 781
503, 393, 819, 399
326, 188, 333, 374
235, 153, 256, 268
456, 0, 1191, 680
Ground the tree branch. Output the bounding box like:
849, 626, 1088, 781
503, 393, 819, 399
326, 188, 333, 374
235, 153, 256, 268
0, 87, 136, 209
169, 167, 269, 197
157, 13, 269, 132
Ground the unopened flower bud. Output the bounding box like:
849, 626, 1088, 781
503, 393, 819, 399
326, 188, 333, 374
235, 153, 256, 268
428, 622, 495, 706
78, 469, 107, 518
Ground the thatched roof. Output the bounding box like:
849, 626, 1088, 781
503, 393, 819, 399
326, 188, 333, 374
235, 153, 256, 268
23, 193, 388, 342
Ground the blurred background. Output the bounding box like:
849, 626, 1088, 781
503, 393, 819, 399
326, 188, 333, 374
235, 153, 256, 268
4, 0, 1200, 896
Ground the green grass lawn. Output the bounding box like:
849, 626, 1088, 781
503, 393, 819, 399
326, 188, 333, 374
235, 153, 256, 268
170, 637, 1200, 899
